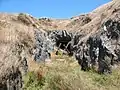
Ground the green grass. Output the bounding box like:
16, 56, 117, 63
23, 55, 120, 90
23, 72, 45, 90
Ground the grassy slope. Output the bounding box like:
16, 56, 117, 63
23, 53, 120, 90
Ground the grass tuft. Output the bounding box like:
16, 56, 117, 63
23, 55, 120, 90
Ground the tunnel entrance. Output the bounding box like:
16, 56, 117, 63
54, 32, 73, 55
48, 30, 73, 55
56, 40, 71, 49
56, 40, 72, 55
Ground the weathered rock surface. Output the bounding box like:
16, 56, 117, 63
33, 30, 54, 62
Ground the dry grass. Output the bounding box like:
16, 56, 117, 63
23, 53, 120, 90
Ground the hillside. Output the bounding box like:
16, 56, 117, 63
0, 0, 120, 90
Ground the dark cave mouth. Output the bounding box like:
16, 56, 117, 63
55, 39, 73, 56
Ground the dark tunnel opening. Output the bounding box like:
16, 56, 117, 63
55, 37, 73, 56
48, 30, 74, 56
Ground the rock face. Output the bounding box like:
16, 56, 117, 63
70, 19, 120, 74
33, 30, 54, 62
0, 67, 22, 90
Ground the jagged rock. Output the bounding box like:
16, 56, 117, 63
72, 19, 120, 73
66, 33, 84, 55
101, 19, 120, 63
34, 30, 54, 62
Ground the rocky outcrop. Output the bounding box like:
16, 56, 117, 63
67, 19, 120, 74
33, 30, 54, 62
46, 19, 120, 74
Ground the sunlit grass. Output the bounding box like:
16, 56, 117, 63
23, 54, 120, 90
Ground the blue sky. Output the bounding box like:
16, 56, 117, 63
0, 0, 111, 18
